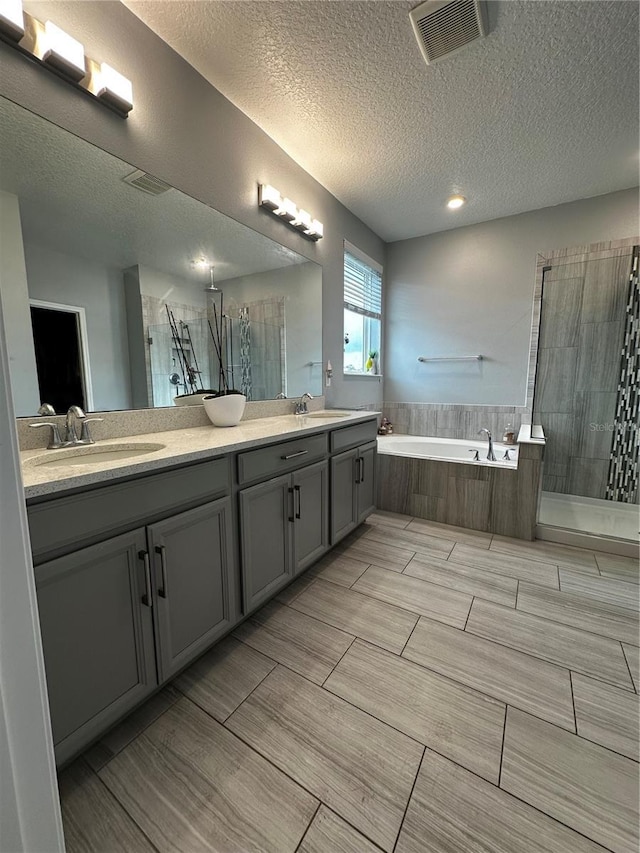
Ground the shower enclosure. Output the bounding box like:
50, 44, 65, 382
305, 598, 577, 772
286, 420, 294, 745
534, 242, 639, 548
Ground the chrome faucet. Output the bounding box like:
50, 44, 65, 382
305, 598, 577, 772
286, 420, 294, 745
294, 392, 314, 414
478, 428, 496, 461
65, 405, 87, 444
29, 405, 103, 449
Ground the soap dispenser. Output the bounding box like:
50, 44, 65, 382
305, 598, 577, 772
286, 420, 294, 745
503, 423, 516, 445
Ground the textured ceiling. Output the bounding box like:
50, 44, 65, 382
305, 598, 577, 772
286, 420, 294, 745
123, 0, 639, 242
0, 97, 307, 282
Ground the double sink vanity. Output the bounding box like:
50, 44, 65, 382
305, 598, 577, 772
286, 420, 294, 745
21, 410, 378, 766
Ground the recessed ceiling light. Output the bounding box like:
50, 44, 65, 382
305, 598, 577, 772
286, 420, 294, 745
447, 195, 466, 210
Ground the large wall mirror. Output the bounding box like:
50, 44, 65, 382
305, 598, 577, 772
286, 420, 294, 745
0, 96, 322, 417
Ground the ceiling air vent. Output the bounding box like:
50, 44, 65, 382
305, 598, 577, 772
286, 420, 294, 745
122, 169, 172, 196
410, 0, 488, 65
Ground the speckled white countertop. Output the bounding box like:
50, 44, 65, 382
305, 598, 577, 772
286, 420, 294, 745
21, 411, 379, 500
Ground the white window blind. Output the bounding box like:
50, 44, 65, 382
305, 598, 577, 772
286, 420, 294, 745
344, 251, 382, 319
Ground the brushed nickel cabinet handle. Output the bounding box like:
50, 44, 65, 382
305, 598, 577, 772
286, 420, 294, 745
155, 545, 168, 598
359, 457, 365, 484
294, 484, 301, 519
281, 450, 309, 460
288, 487, 295, 522
354, 456, 361, 484
139, 550, 152, 607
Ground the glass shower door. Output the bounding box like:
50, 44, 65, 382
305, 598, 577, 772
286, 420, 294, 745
534, 246, 639, 543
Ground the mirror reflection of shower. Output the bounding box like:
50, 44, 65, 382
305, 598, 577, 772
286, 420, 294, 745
146, 262, 285, 406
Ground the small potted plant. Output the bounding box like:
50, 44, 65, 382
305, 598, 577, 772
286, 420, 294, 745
365, 350, 379, 374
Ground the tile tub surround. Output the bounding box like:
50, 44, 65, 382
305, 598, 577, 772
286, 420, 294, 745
376, 435, 544, 540
381, 402, 525, 440
19, 407, 377, 499
16, 395, 329, 451
58, 511, 639, 853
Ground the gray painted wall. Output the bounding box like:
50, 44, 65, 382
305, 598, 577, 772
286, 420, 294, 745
385, 188, 639, 406
1, 0, 385, 410
24, 242, 132, 413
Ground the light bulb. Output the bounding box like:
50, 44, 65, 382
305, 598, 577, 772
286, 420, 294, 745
446, 195, 466, 210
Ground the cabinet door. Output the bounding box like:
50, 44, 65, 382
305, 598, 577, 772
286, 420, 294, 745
292, 460, 329, 574
330, 448, 358, 544
35, 528, 156, 765
240, 474, 292, 612
148, 498, 235, 683
357, 441, 377, 523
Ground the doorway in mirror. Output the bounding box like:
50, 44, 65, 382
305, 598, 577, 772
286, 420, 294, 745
29, 300, 93, 414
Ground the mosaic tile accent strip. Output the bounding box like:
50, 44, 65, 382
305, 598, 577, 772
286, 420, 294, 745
607, 247, 639, 504
239, 307, 253, 400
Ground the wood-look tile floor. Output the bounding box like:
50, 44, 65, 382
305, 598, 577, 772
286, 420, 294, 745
59, 511, 640, 853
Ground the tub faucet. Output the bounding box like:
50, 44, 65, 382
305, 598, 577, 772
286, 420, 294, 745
295, 392, 314, 414
478, 428, 496, 461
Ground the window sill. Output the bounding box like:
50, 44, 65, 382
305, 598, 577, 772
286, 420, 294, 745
343, 372, 383, 379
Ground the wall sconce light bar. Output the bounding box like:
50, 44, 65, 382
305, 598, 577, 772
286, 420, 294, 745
275, 197, 297, 221
94, 62, 133, 113
258, 184, 323, 240
0, 7, 133, 117
40, 20, 85, 81
0, 0, 24, 41
258, 184, 281, 210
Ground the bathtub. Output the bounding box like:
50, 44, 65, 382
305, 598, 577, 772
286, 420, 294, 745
377, 434, 518, 468
375, 433, 541, 538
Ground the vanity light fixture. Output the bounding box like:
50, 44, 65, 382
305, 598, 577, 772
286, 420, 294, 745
446, 194, 466, 210
258, 184, 323, 240
0, 0, 24, 42
39, 20, 86, 81
275, 197, 297, 221
258, 184, 281, 210
93, 62, 134, 114
306, 219, 324, 239
291, 209, 312, 231
0, 6, 133, 116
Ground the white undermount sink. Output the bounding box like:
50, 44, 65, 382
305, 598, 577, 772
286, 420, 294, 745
26, 443, 167, 469
304, 411, 351, 419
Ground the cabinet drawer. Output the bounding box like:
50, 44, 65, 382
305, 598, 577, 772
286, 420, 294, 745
237, 433, 327, 485
28, 458, 230, 563
330, 419, 377, 453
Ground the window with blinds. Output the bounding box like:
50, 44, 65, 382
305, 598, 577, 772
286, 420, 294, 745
344, 251, 382, 319
343, 245, 382, 375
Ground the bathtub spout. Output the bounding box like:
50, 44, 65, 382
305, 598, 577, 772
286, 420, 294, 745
478, 428, 496, 461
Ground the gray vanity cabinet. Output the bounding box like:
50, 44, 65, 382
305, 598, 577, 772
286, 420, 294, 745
330, 440, 377, 543
239, 459, 330, 611
147, 498, 235, 683
357, 442, 377, 521
292, 460, 329, 573
239, 474, 293, 612
34, 528, 157, 766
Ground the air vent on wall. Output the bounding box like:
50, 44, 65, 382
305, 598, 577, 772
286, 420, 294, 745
122, 169, 172, 196
410, 0, 488, 65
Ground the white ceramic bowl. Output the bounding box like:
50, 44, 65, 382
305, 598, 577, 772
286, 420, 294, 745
203, 393, 247, 427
